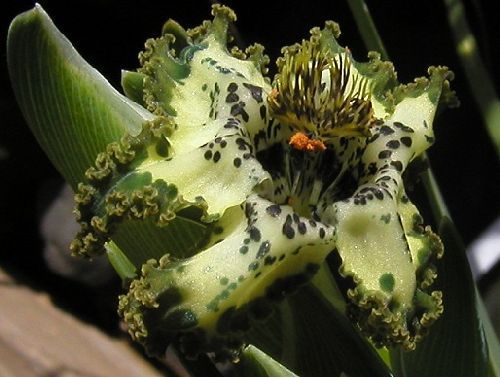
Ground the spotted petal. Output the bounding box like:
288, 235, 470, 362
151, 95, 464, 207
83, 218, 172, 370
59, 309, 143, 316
72, 6, 275, 260
319, 67, 452, 349
264, 23, 454, 350
118, 194, 335, 358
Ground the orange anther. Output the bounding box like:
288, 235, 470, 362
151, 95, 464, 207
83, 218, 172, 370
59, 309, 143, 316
268, 88, 279, 102
289, 132, 326, 152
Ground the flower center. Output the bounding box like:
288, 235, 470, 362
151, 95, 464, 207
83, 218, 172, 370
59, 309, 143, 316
267, 41, 377, 149
259, 42, 379, 219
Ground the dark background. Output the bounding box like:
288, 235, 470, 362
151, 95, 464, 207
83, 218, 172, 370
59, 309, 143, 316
1, 0, 499, 330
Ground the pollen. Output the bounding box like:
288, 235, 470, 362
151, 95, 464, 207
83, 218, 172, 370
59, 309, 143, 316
289, 132, 326, 152
267, 40, 377, 143
268, 88, 279, 102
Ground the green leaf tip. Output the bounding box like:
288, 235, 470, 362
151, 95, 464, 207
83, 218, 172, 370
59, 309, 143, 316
238, 345, 300, 377
8, 3, 154, 187
9, 3, 456, 361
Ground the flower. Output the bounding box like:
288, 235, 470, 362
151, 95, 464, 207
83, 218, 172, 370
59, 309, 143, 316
13, 4, 456, 360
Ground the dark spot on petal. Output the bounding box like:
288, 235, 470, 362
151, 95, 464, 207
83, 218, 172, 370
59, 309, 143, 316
248, 261, 259, 271
380, 214, 391, 224
231, 102, 249, 123
249, 226, 262, 242
227, 82, 238, 92
400, 136, 412, 147
319, 228, 326, 239
282, 223, 295, 239
379, 125, 395, 135
256, 241, 271, 259
266, 204, 282, 217
226, 92, 239, 103
394, 122, 414, 133
386, 140, 400, 149
259, 105, 267, 120
243, 83, 263, 103
378, 150, 392, 159
264, 255, 277, 265
298, 222, 307, 235
390, 160, 403, 171
155, 139, 169, 157
213, 151, 221, 163
373, 189, 384, 200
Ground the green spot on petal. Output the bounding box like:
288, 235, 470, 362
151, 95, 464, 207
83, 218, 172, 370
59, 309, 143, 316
379, 273, 395, 293
380, 213, 391, 224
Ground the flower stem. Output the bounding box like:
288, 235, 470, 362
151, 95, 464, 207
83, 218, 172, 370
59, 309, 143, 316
444, 0, 500, 158
346, 0, 389, 60
419, 158, 450, 222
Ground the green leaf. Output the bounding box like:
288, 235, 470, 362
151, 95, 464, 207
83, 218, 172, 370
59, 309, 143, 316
105, 241, 137, 281
7, 4, 154, 187
443, 0, 500, 157
247, 285, 393, 377
390, 216, 489, 377
346, 0, 389, 60
236, 345, 299, 377
477, 287, 500, 376
111, 216, 209, 268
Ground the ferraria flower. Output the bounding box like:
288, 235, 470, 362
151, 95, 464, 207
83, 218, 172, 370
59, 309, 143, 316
9, 4, 457, 361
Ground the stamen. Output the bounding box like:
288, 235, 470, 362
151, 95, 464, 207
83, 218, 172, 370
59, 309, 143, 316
268, 41, 377, 145
289, 132, 326, 152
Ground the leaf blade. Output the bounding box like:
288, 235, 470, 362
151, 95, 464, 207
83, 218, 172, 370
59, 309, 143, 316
7, 4, 153, 187
237, 345, 300, 377
247, 285, 393, 377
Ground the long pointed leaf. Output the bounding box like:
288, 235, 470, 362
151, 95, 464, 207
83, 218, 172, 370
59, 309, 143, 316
236, 345, 299, 377
7, 5, 154, 187
247, 285, 393, 377
477, 291, 500, 376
